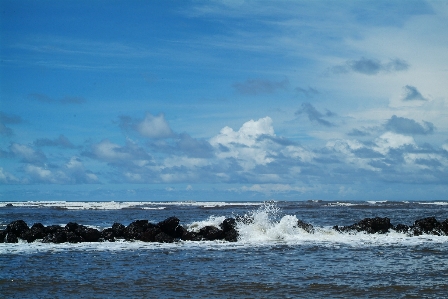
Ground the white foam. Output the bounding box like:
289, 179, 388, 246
418, 201, 448, 206
0, 201, 262, 210
186, 216, 227, 232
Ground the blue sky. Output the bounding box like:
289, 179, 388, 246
1, 0, 447, 201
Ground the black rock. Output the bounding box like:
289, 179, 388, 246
66, 231, 83, 243
6, 220, 29, 236
394, 224, 411, 234
100, 228, 116, 242
412, 217, 444, 236
224, 229, 238, 242
140, 227, 162, 242
43, 231, 67, 243
45, 225, 63, 234
221, 218, 237, 232
65, 222, 79, 232
297, 219, 314, 234
181, 230, 203, 241
6, 233, 18, 243
154, 232, 174, 243
336, 217, 393, 234
157, 217, 181, 237
111, 223, 126, 238
21, 223, 47, 243
124, 220, 151, 240
199, 226, 225, 241
74, 225, 101, 242
0, 230, 6, 243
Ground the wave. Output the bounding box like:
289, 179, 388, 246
0, 201, 262, 210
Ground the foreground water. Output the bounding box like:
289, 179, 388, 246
1, 200, 448, 298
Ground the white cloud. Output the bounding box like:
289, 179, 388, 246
210, 117, 277, 170
137, 113, 173, 138
373, 132, 416, 155
0, 167, 20, 183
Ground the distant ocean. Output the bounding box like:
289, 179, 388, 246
1, 200, 448, 298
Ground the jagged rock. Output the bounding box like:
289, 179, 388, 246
224, 229, 238, 242
154, 232, 174, 243
335, 217, 393, 234
0, 230, 6, 243
158, 217, 181, 237
111, 223, 126, 238
221, 218, 236, 232
6, 220, 29, 236
140, 227, 162, 242
75, 225, 101, 242
100, 228, 116, 242
199, 226, 224, 241
66, 231, 83, 243
181, 229, 203, 241
45, 225, 63, 234
412, 217, 446, 236
297, 219, 314, 234
21, 223, 46, 242
65, 222, 79, 232
124, 220, 152, 240
43, 231, 67, 243
6, 232, 19, 243
393, 224, 411, 234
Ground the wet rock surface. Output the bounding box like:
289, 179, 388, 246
1, 217, 240, 244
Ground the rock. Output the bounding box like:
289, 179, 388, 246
297, 219, 314, 234
199, 226, 224, 241
412, 217, 444, 236
393, 224, 411, 234
124, 220, 151, 240
45, 225, 63, 234
154, 232, 174, 243
66, 231, 83, 243
43, 231, 67, 243
0, 230, 6, 243
335, 217, 393, 234
6, 220, 29, 236
221, 218, 237, 232
111, 223, 126, 238
224, 229, 238, 242
21, 223, 47, 243
65, 222, 79, 232
181, 230, 203, 241
157, 217, 181, 237
75, 225, 101, 242
140, 227, 162, 242
100, 228, 116, 242
6, 233, 18, 243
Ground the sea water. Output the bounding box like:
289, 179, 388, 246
1, 200, 447, 298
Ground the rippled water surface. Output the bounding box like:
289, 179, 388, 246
1, 200, 448, 298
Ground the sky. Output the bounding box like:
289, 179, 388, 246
1, 0, 448, 201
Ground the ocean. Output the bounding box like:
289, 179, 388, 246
1, 200, 448, 298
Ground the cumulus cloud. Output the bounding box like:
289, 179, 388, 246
9, 143, 46, 163
233, 78, 289, 95
373, 132, 416, 155
34, 134, 77, 148
86, 139, 152, 165
295, 102, 336, 127
137, 113, 174, 138
28, 93, 86, 104
210, 117, 277, 170
401, 85, 427, 101
0, 167, 20, 184
385, 115, 434, 135
332, 57, 409, 75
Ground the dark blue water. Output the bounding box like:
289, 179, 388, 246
1, 200, 448, 298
